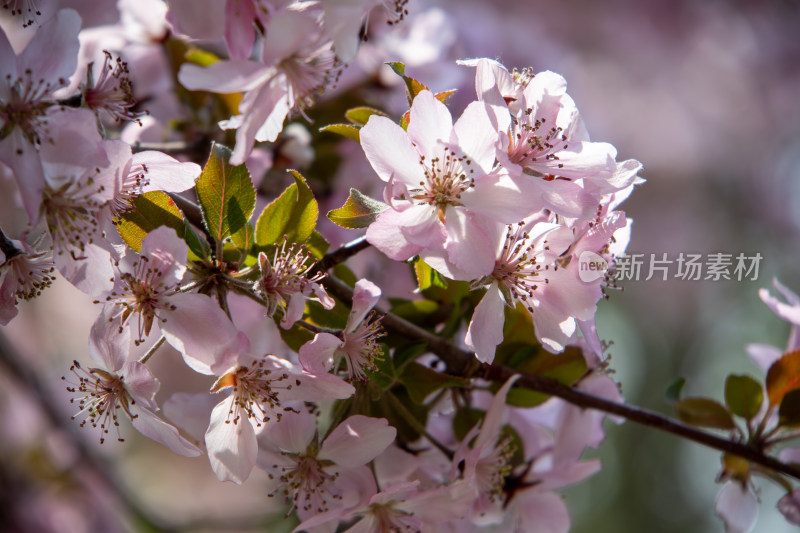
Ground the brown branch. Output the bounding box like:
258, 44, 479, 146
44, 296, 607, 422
320, 274, 800, 482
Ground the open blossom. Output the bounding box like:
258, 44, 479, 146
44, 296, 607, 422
254, 239, 334, 328
64, 307, 202, 457
299, 278, 384, 381
0, 9, 81, 222
82, 51, 146, 125
98, 226, 239, 374
361, 89, 534, 279
178, 6, 340, 165
462, 58, 643, 219
0, 233, 55, 325
296, 477, 474, 533
204, 333, 355, 483
257, 411, 395, 518
320, 0, 409, 63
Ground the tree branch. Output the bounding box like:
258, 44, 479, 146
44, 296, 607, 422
320, 275, 800, 482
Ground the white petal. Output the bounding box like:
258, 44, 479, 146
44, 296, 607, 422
205, 397, 258, 483
20, 9, 81, 85
443, 209, 494, 279
715, 482, 758, 533
298, 333, 341, 373
319, 416, 396, 468
407, 90, 453, 159
465, 284, 505, 363
347, 279, 381, 332
130, 405, 202, 457
454, 101, 499, 174
160, 292, 238, 375
178, 60, 268, 93
89, 306, 131, 370
135, 151, 201, 193
365, 208, 424, 261
360, 115, 425, 186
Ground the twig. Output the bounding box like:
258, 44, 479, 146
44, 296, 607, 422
310, 236, 370, 275
320, 275, 800, 482
139, 336, 166, 364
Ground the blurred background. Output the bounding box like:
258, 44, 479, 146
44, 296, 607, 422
2, 0, 800, 531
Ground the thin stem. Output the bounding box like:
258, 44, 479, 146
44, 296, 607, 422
386, 390, 454, 461
321, 275, 800, 482
297, 320, 339, 335
139, 336, 166, 364
310, 236, 371, 276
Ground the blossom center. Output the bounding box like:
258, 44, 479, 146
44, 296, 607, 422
490, 223, 550, 311
63, 360, 135, 444
410, 147, 475, 221
507, 114, 568, 170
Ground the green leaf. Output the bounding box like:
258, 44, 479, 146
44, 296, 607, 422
434, 89, 457, 104
115, 191, 185, 252
392, 341, 429, 370
327, 188, 388, 229
306, 230, 330, 259
779, 388, 800, 427
665, 377, 686, 404
255, 170, 318, 247
674, 397, 736, 430
390, 299, 439, 324
231, 222, 253, 255
414, 259, 447, 291
387, 61, 430, 104
505, 346, 588, 407
767, 350, 800, 406
399, 362, 469, 404
183, 218, 211, 261
345, 106, 387, 126
724, 374, 764, 421
320, 123, 360, 142
195, 143, 256, 244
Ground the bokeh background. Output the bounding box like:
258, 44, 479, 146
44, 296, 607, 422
2, 0, 800, 531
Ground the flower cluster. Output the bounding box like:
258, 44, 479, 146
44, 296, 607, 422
3, 3, 799, 533
361, 59, 642, 363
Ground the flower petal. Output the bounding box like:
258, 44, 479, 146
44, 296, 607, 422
205, 397, 258, 483
465, 284, 505, 363
130, 405, 202, 457
319, 415, 396, 468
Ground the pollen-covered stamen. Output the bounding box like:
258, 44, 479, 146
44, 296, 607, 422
267, 452, 341, 513
475, 436, 516, 501
254, 239, 326, 317
0, 70, 59, 148
84, 51, 146, 125
338, 311, 385, 381
368, 502, 419, 533
410, 146, 476, 222
1, 245, 55, 300
506, 113, 569, 170
279, 35, 342, 115
213, 359, 298, 428
110, 162, 150, 218
62, 360, 135, 444
104, 255, 179, 344
1, 0, 41, 28
383, 0, 409, 25
42, 170, 107, 259
489, 223, 551, 312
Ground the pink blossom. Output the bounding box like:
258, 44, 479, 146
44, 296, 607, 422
205, 334, 355, 483
178, 6, 340, 165
64, 307, 202, 457
254, 240, 334, 329
0, 8, 81, 222
361, 89, 533, 279
462, 58, 643, 219
257, 410, 395, 518
299, 278, 384, 381
98, 226, 239, 374
0, 232, 55, 325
